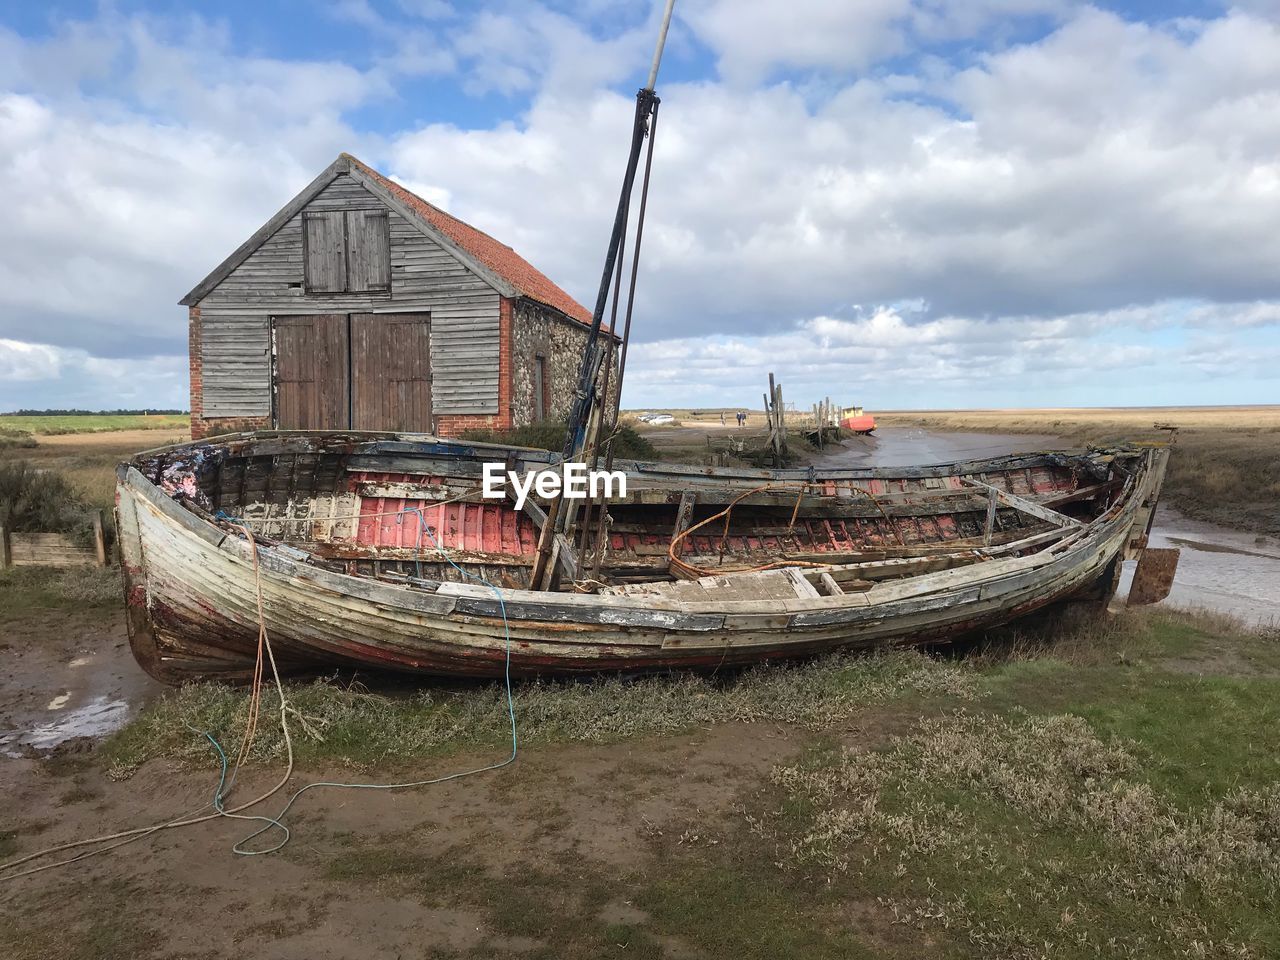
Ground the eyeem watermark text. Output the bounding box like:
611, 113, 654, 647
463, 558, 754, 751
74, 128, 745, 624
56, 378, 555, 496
482, 463, 627, 510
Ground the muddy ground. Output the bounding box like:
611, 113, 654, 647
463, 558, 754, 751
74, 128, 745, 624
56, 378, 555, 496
1, 610, 161, 759
0, 593, 925, 960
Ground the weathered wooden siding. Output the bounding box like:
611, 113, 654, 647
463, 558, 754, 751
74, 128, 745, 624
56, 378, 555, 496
197, 174, 500, 418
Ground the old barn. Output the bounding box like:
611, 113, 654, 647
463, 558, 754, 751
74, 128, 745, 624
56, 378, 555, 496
182, 153, 605, 439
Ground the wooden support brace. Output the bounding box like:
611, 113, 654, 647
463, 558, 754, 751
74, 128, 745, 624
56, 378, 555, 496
961, 477, 1083, 529
818, 571, 844, 596
669, 490, 697, 561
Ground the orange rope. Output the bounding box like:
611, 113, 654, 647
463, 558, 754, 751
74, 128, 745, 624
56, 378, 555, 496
668, 483, 829, 580
667, 479, 906, 579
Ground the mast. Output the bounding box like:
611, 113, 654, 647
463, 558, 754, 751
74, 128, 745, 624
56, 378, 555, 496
559, 0, 675, 463
531, 0, 675, 589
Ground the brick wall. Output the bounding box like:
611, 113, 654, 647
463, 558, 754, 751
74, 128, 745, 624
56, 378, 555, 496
187, 306, 202, 438
433, 414, 506, 436
191, 416, 271, 439
509, 298, 616, 428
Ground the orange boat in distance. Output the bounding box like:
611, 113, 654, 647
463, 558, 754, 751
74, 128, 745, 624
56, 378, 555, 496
840, 405, 877, 434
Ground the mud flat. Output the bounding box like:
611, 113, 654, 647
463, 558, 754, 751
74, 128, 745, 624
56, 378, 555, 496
3, 573, 1278, 959
877, 406, 1280, 536
809, 426, 1063, 467
1120, 508, 1280, 626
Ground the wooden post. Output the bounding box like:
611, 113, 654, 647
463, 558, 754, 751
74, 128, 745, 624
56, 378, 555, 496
774, 383, 786, 465
530, 493, 565, 590
669, 490, 697, 563
92, 511, 107, 567
0, 524, 10, 569
983, 487, 998, 546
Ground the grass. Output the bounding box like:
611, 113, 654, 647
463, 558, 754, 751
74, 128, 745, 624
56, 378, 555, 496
0, 567, 122, 619
876, 406, 1280, 535
102, 649, 976, 776
759, 609, 1280, 959
0, 428, 188, 515
0, 460, 101, 544
0, 428, 37, 450
0, 414, 189, 436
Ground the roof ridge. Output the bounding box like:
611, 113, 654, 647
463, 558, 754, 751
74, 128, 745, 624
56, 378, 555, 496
343, 153, 589, 325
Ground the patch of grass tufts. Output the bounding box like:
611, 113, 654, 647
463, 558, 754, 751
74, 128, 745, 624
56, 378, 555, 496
0, 459, 97, 540
770, 707, 1280, 958
0, 567, 121, 617
103, 649, 976, 777
0, 427, 37, 450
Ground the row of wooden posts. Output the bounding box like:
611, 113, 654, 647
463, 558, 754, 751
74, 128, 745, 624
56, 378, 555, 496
763, 373, 788, 466
0, 510, 109, 569
809, 397, 839, 450
763, 374, 846, 464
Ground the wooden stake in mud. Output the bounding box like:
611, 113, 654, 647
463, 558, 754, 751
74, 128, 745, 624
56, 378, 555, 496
773, 381, 787, 466
92, 510, 107, 566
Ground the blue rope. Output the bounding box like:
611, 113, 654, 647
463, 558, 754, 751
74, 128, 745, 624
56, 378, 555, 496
186, 723, 229, 807
219, 505, 518, 856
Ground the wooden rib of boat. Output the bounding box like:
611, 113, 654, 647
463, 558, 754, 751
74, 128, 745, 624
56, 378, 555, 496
115, 432, 1174, 684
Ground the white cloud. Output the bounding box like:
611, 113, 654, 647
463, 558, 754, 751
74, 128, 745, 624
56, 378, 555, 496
0, 339, 63, 382
680, 0, 1071, 83
0, 2, 1278, 410
384, 8, 1280, 342
0, 339, 186, 410
622, 299, 1280, 409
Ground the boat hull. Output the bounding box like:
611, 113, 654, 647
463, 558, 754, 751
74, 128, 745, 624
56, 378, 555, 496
840, 415, 877, 434
115, 436, 1169, 684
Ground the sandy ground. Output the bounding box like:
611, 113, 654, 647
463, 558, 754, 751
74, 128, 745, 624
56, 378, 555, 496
29, 430, 190, 451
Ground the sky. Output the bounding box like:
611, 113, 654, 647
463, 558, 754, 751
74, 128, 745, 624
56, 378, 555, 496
1, 0, 1279, 412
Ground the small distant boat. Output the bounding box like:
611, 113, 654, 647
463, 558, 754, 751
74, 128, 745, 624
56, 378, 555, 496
116, 432, 1176, 684
840, 406, 877, 434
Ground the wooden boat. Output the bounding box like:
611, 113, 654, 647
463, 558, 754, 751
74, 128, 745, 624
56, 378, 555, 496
115, 431, 1175, 684
839, 406, 877, 434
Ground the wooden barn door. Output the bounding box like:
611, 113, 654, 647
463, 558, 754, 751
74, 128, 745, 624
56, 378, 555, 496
273, 314, 350, 429
351, 313, 432, 432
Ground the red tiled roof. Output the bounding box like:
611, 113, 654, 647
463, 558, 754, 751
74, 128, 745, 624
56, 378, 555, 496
346, 154, 594, 327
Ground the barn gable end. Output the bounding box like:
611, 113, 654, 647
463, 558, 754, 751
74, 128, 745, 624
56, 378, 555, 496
192, 172, 503, 422
183, 153, 604, 439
